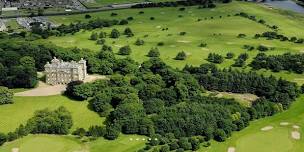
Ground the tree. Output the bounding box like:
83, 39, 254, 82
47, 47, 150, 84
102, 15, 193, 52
207, 53, 224, 64
87, 125, 105, 137
90, 32, 98, 40
118, 46, 132, 55
0, 133, 6, 146
99, 31, 107, 38
20, 56, 35, 67
26, 107, 73, 135
124, 27, 134, 37
147, 47, 160, 57
90, 92, 113, 116
226, 52, 234, 59
160, 144, 170, 152
301, 84, 304, 93
175, 51, 187, 60
72, 128, 86, 138
213, 129, 227, 142
110, 29, 120, 38
0, 86, 13, 105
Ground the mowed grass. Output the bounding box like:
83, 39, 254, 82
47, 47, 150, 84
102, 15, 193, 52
0, 134, 145, 152
84, 0, 175, 8
0, 135, 83, 152
47, 1, 304, 83
199, 95, 304, 152
0, 95, 104, 133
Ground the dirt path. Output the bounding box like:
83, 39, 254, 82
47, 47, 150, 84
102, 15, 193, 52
15, 75, 106, 97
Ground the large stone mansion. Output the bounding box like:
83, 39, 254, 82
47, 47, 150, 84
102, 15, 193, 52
44, 57, 87, 85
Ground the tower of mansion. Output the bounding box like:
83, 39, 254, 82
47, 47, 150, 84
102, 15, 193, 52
44, 57, 87, 85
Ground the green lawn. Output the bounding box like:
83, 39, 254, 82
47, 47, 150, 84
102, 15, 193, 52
83, 0, 176, 8
0, 95, 104, 133
199, 95, 304, 152
47, 1, 304, 84
0, 134, 146, 152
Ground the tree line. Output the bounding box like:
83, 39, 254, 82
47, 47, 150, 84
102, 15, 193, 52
250, 52, 304, 74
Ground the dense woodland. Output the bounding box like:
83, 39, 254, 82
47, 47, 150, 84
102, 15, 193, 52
251, 53, 304, 74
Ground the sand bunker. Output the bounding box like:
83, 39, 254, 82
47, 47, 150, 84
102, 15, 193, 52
160, 12, 165, 14
170, 45, 176, 48
280, 122, 289, 126
177, 40, 191, 43
226, 42, 235, 45
12, 148, 19, 152
261, 126, 273, 131
291, 131, 301, 140
201, 48, 209, 51
156, 25, 161, 28
293, 125, 300, 129
114, 44, 122, 47
227, 147, 235, 152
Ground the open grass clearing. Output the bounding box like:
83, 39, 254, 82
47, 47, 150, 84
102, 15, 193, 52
0, 95, 104, 133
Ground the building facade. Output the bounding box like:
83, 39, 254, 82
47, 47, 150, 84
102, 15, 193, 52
44, 57, 87, 85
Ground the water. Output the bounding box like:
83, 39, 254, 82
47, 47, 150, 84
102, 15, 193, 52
264, 0, 304, 13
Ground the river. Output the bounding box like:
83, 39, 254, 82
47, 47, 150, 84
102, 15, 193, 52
263, 0, 304, 13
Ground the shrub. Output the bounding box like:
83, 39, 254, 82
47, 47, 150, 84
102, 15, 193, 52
99, 31, 107, 38
150, 17, 155, 20
257, 45, 269, 51
127, 17, 134, 20
111, 12, 118, 16
96, 39, 106, 45
147, 47, 160, 57
0, 86, 13, 105
72, 128, 86, 137
179, 32, 187, 36
84, 14, 91, 19
135, 38, 145, 46
0, 133, 7, 146
89, 32, 98, 40
110, 29, 120, 38
118, 45, 132, 55
179, 7, 186, 11
226, 52, 235, 59
119, 19, 128, 25
87, 125, 105, 137
124, 27, 134, 37
157, 42, 164, 46
175, 51, 187, 60
237, 33, 246, 38
199, 42, 207, 47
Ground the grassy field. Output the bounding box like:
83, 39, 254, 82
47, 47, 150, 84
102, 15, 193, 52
0, 95, 104, 133
199, 95, 304, 152
0, 134, 146, 152
83, 0, 175, 8
47, 1, 304, 84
